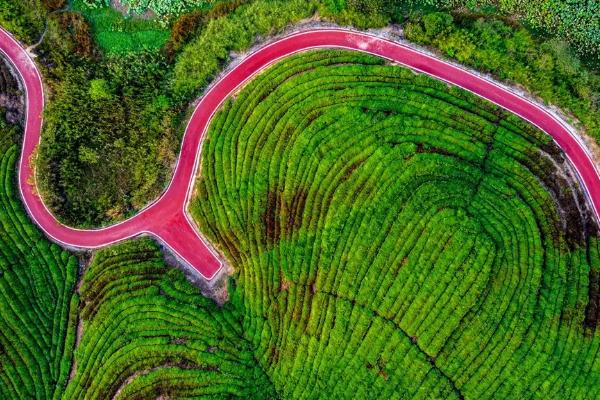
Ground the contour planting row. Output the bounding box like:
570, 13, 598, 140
0, 122, 78, 400
0, 113, 276, 399
64, 239, 276, 399
191, 50, 600, 399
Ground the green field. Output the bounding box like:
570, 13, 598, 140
81, 0, 220, 17
189, 49, 600, 398
70, 0, 170, 53
0, 117, 276, 398
64, 239, 275, 399
0, 119, 79, 399
2, 43, 600, 399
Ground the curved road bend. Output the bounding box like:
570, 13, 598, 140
1, 27, 599, 280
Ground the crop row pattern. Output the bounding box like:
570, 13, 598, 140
191, 50, 600, 399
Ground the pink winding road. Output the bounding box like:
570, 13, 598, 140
1, 27, 599, 280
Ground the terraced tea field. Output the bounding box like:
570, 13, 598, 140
3, 20, 600, 398
0, 116, 275, 399
0, 121, 79, 399
64, 239, 275, 399
190, 50, 600, 398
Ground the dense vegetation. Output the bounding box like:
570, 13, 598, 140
37, 47, 178, 226
0, 117, 79, 399
83, 0, 226, 17
0, 0, 49, 43
190, 50, 600, 398
71, 0, 250, 54
447, 0, 600, 60
64, 239, 275, 399
328, 0, 600, 62
171, 0, 319, 99
70, 0, 170, 54
75, 0, 600, 61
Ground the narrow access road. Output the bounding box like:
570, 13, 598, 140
1, 27, 599, 280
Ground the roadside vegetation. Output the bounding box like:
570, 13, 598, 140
404, 11, 600, 148
75, 0, 600, 62
191, 49, 600, 398
0, 0, 50, 43
36, 45, 179, 226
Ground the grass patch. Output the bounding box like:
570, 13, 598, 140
70, 0, 169, 54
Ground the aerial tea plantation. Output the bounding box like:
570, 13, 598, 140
63, 239, 276, 399
0, 120, 276, 398
2, 42, 600, 399
190, 49, 600, 399
0, 120, 79, 400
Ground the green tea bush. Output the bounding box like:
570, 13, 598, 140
64, 239, 276, 399
190, 49, 600, 398
2, 2, 600, 397
0, 119, 78, 400
0, 109, 275, 400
